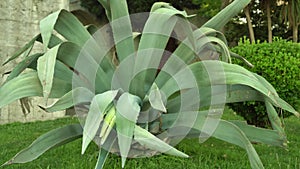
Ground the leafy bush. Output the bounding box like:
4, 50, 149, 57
230, 37, 300, 127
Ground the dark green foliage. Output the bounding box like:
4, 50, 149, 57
80, 0, 199, 17
230, 37, 300, 127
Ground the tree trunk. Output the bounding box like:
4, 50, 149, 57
266, 0, 272, 43
244, 5, 255, 44
293, 23, 298, 42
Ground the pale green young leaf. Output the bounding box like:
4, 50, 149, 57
82, 90, 119, 154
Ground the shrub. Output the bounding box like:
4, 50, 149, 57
230, 37, 300, 127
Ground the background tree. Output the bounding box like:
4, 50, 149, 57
244, 3, 256, 43
280, 0, 300, 42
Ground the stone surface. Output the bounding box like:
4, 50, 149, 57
0, 0, 70, 124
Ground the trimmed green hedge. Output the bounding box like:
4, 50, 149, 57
230, 37, 300, 127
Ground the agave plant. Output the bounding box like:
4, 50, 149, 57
0, 0, 298, 169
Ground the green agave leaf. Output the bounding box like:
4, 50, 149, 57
3, 33, 63, 66
187, 61, 298, 115
230, 51, 254, 68
98, 0, 111, 21
163, 111, 263, 168
151, 2, 194, 18
37, 45, 60, 102
82, 90, 119, 154
202, 0, 251, 31
134, 125, 189, 158
161, 111, 285, 147
204, 36, 231, 63
110, 0, 135, 62
115, 92, 141, 168
95, 148, 109, 169
5, 53, 43, 82
37, 41, 109, 103
132, 3, 194, 98
44, 87, 94, 112
229, 120, 286, 147
2, 34, 39, 65
265, 100, 285, 137
44, 42, 112, 93
165, 85, 264, 113
0, 70, 73, 109
199, 27, 228, 45
0, 72, 42, 108
96, 129, 118, 169
212, 120, 264, 169
1, 124, 82, 166
37, 33, 64, 49
148, 83, 167, 112
40, 9, 91, 49
86, 24, 99, 35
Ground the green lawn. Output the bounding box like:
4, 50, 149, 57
0, 111, 299, 169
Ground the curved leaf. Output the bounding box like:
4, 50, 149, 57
148, 83, 167, 112
115, 92, 141, 168
131, 4, 195, 98
40, 9, 91, 48
202, 0, 251, 30
2, 35, 39, 65
134, 125, 188, 158
211, 120, 264, 169
82, 90, 119, 154
0, 72, 42, 108
5, 53, 43, 82
110, 0, 135, 62
44, 87, 94, 112
2, 124, 82, 166
37, 46, 60, 101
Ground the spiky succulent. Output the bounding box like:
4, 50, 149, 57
0, 0, 298, 169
